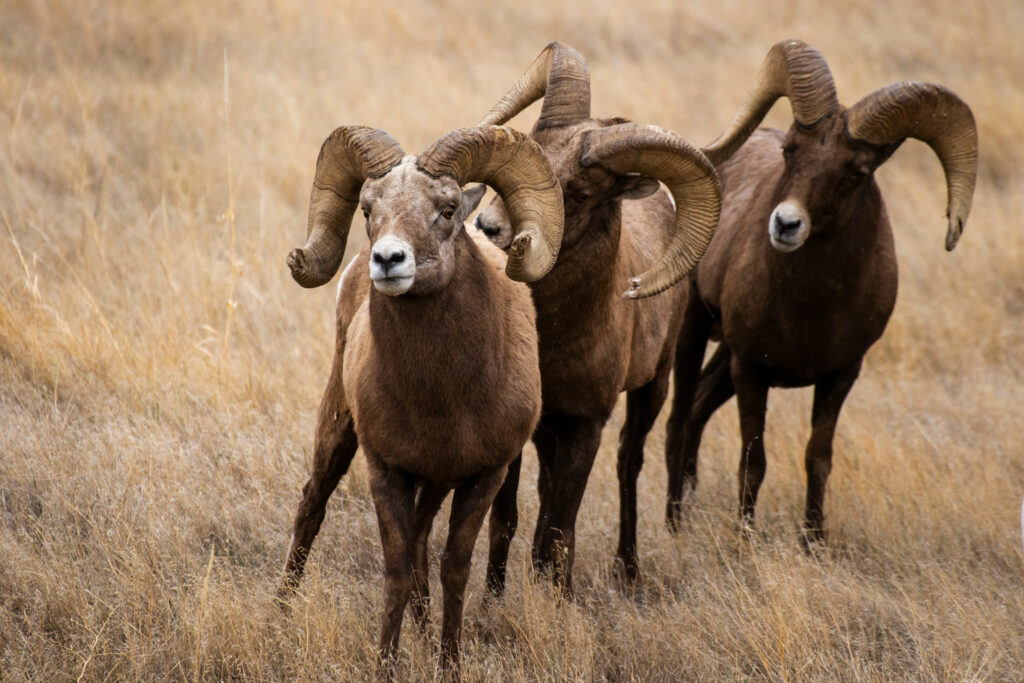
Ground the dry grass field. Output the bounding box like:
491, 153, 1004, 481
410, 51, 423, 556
2, 0, 1022, 679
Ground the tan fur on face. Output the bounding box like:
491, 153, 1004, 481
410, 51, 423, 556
360, 158, 464, 297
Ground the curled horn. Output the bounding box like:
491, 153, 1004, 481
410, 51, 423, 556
477, 42, 590, 130
703, 40, 838, 166
845, 82, 978, 251
419, 126, 564, 282
580, 123, 722, 299
287, 127, 405, 288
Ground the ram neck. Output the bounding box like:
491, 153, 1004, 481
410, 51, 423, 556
530, 203, 622, 333
367, 233, 502, 401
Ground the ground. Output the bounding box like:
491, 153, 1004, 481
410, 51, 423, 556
1, 0, 1022, 679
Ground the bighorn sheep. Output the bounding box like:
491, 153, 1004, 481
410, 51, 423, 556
663, 40, 978, 542
282, 124, 564, 673
473, 42, 722, 591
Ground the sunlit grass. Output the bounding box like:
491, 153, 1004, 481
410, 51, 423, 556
1, 0, 1022, 679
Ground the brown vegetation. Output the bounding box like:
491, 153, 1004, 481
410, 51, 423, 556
1, 0, 1022, 680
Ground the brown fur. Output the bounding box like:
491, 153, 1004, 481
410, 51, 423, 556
351, 228, 540, 675
477, 118, 686, 591
282, 165, 539, 676
665, 118, 903, 542
344, 231, 540, 485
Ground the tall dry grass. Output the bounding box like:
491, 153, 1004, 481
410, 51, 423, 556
1, 0, 1021, 679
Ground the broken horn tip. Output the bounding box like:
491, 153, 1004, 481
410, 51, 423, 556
621, 277, 643, 300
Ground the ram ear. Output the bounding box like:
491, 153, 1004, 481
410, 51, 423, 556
459, 183, 487, 221
611, 173, 660, 201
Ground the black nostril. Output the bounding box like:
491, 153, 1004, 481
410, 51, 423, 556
372, 249, 406, 268
775, 214, 802, 232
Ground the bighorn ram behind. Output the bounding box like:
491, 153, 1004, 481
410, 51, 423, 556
283, 124, 563, 675
473, 43, 722, 591
664, 40, 978, 542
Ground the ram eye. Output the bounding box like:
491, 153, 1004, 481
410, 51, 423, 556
782, 144, 797, 158
362, 209, 370, 219
572, 192, 590, 203
441, 206, 456, 220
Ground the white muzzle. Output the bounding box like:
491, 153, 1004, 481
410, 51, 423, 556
768, 200, 811, 252
369, 235, 416, 296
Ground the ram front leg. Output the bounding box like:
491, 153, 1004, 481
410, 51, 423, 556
732, 358, 770, 529
410, 484, 448, 629
440, 464, 507, 678
486, 454, 522, 596
803, 361, 861, 546
365, 451, 416, 679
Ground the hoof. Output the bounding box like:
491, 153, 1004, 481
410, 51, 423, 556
799, 526, 827, 555
612, 557, 642, 597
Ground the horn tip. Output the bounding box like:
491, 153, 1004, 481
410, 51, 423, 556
621, 278, 642, 300
505, 232, 560, 283
945, 219, 963, 251
509, 232, 531, 259
286, 247, 305, 273
286, 247, 326, 288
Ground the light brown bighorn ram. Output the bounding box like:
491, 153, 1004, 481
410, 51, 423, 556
282, 124, 563, 676
664, 40, 978, 543
473, 42, 722, 592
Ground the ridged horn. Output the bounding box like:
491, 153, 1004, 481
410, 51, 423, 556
845, 81, 978, 251
287, 126, 404, 288
477, 42, 590, 130
580, 123, 722, 299
419, 126, 564, 281
703, 40, 838, 166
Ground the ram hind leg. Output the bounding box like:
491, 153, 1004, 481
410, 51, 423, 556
530, 417, 558, 575
615, 368, 671, 586
667, 344, 736, 533
281, 369, 358, 593
665, 283, 714, 532
803, 361, 861, 546
486, 454, 521, 597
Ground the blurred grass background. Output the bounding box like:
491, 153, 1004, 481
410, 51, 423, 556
1, 0, 1021, 679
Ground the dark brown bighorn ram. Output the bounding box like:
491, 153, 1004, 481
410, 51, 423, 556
282, 124, 563, 676
664, 40, 978, 542
473, 42, 721, 592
